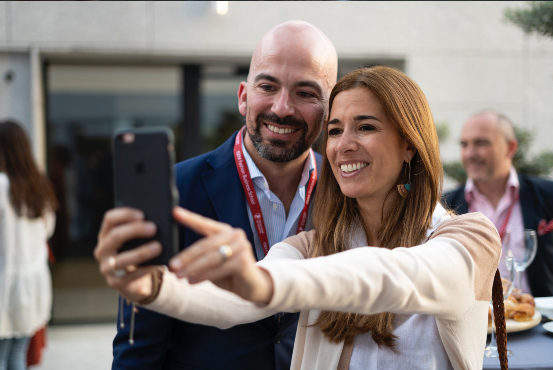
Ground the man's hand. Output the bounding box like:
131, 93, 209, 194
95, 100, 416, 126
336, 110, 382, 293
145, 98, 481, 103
169, 207, 274, 305
94, 207, 163, 302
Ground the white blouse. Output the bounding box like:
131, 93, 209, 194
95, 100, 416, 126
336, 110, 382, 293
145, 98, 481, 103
0, 172, 55, 338
349, 314, 453, 370
349, 205, 453, 370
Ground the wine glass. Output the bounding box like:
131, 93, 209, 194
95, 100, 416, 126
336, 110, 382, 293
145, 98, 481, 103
503, 229, 537, 292
485, 249, 515, 358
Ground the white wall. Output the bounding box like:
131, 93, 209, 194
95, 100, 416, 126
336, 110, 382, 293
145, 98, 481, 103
1, 1, 552, 163
0, 52, 31, 131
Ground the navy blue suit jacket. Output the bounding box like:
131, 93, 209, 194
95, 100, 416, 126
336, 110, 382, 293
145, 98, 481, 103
112, 132, 322, 370
442, 173, 553, 297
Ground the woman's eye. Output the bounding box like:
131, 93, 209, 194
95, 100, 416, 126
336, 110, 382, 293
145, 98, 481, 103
360, 124, 376, 132
328, 128, 341, 136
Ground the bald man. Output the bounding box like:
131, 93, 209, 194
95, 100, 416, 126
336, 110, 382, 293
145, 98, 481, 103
107, 21, 337, 370
443, 111, 553, 297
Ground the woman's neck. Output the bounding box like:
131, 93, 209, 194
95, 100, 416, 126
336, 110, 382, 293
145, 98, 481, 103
358, 189, 400, 247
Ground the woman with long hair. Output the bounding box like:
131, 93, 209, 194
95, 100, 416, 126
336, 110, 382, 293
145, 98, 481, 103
95, 67, 505, 370
0, 120, 57, 370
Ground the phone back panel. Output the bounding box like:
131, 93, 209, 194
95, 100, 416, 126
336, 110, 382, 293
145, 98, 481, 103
112, 128, 179, 265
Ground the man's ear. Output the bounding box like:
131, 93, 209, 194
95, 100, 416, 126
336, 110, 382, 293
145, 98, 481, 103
507, 139, 518, 159
238, 82, 247, 117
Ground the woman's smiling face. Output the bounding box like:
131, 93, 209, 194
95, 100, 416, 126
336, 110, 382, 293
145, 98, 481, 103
326, 87, 412, 205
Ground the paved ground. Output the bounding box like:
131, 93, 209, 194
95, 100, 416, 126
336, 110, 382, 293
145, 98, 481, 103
31, 323, 116, 370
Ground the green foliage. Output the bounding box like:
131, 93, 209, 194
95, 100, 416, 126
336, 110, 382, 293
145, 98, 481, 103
512, 125, 534, 168
504, 1, 553, 38
434, 122, 450, 142
441, 125, 553, 184
515, 150, 553, 176
443, 162, 467, 184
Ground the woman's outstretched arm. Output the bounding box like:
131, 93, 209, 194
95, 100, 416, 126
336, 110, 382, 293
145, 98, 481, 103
259, 213, 501, 321
95, 206, 302, 328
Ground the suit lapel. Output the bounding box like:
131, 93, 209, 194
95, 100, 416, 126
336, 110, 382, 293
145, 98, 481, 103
201, 133, 256, 258
518, 174, 535, 230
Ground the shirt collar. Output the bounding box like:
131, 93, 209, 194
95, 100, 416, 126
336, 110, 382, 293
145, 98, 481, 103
506, 166, 520, 196
465, 166, 519, 203
426, 203, 450, 237
241, 138, 315, 190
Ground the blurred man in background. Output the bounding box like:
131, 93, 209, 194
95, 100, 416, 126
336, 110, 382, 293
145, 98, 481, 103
443, 111, 553, 297
107, 21, 337, 370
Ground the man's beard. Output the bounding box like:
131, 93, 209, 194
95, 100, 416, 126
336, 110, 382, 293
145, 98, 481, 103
248, 112, 311, 164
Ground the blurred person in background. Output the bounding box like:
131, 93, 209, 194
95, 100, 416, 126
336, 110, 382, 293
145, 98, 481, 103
0, 120, 57, 370
107, 21, 337, 370
443, 111, 553, 296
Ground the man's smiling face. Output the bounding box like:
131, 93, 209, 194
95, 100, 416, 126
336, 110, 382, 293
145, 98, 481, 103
460, 113, 512, 184
237, 22, 336, 163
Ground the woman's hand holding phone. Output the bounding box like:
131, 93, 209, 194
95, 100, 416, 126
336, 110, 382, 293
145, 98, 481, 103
95, 206, 274, 305
94, 207, 163, 303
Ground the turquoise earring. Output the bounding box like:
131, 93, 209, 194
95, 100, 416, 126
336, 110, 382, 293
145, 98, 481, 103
397, 161, 411, 199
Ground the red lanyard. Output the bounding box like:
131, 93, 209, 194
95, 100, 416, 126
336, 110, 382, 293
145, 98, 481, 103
233, 127, 317, 256
497, 195, 519, 240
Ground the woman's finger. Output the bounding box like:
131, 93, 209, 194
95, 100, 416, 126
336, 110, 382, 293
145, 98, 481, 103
188, 254, 241, 285
99, 207, 144, 240
96, 221, 157, 260
179, 238, 241, 280
169, 228, 247, 274
173, 207, 231, 236
112, 241, 162, 270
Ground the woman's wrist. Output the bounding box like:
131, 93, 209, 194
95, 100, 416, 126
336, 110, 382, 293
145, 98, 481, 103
256, 267, 275, 305
136, 267, 164, 305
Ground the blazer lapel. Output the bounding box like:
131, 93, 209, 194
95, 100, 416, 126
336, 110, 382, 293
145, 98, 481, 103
201, 133, 256, 258
518, 174, 534, 230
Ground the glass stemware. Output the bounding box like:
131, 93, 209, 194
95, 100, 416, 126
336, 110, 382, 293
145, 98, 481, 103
503, 229, 537, 292
485, 250, 515, 358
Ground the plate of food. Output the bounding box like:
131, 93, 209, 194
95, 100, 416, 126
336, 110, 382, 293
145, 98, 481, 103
534, 296, 553, 320
488, 290, 542, 334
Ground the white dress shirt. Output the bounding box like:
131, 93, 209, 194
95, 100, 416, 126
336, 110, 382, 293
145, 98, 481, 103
241, 141, 316, 261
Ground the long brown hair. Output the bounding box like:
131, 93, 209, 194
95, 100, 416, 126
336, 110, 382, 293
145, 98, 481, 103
310, 67, 443, 349
0, 120, 58, 218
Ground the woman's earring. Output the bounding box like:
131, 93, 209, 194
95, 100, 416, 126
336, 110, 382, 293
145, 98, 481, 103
397, 161, 411, 199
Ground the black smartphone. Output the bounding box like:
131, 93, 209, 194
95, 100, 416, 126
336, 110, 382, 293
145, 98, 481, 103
112, 127, 179, 266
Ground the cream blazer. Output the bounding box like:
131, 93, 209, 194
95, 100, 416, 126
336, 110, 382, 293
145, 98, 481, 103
146, 210, 501, 370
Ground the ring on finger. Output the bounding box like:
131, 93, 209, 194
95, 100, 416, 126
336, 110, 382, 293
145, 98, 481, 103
108, 256, 128, 277
218, 245, 233, 264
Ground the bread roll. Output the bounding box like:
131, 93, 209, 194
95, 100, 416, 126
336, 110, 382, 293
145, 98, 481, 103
504, 299, 518, 318
519, 293, 535, 307
510, 288, 523, 301
510, 303, 535, 322
507, 295, 519, 304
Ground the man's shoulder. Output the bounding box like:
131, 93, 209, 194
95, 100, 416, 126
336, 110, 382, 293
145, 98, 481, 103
174, 132, 238, 175
519, 173, 553, 196
442, 184, 466, 203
